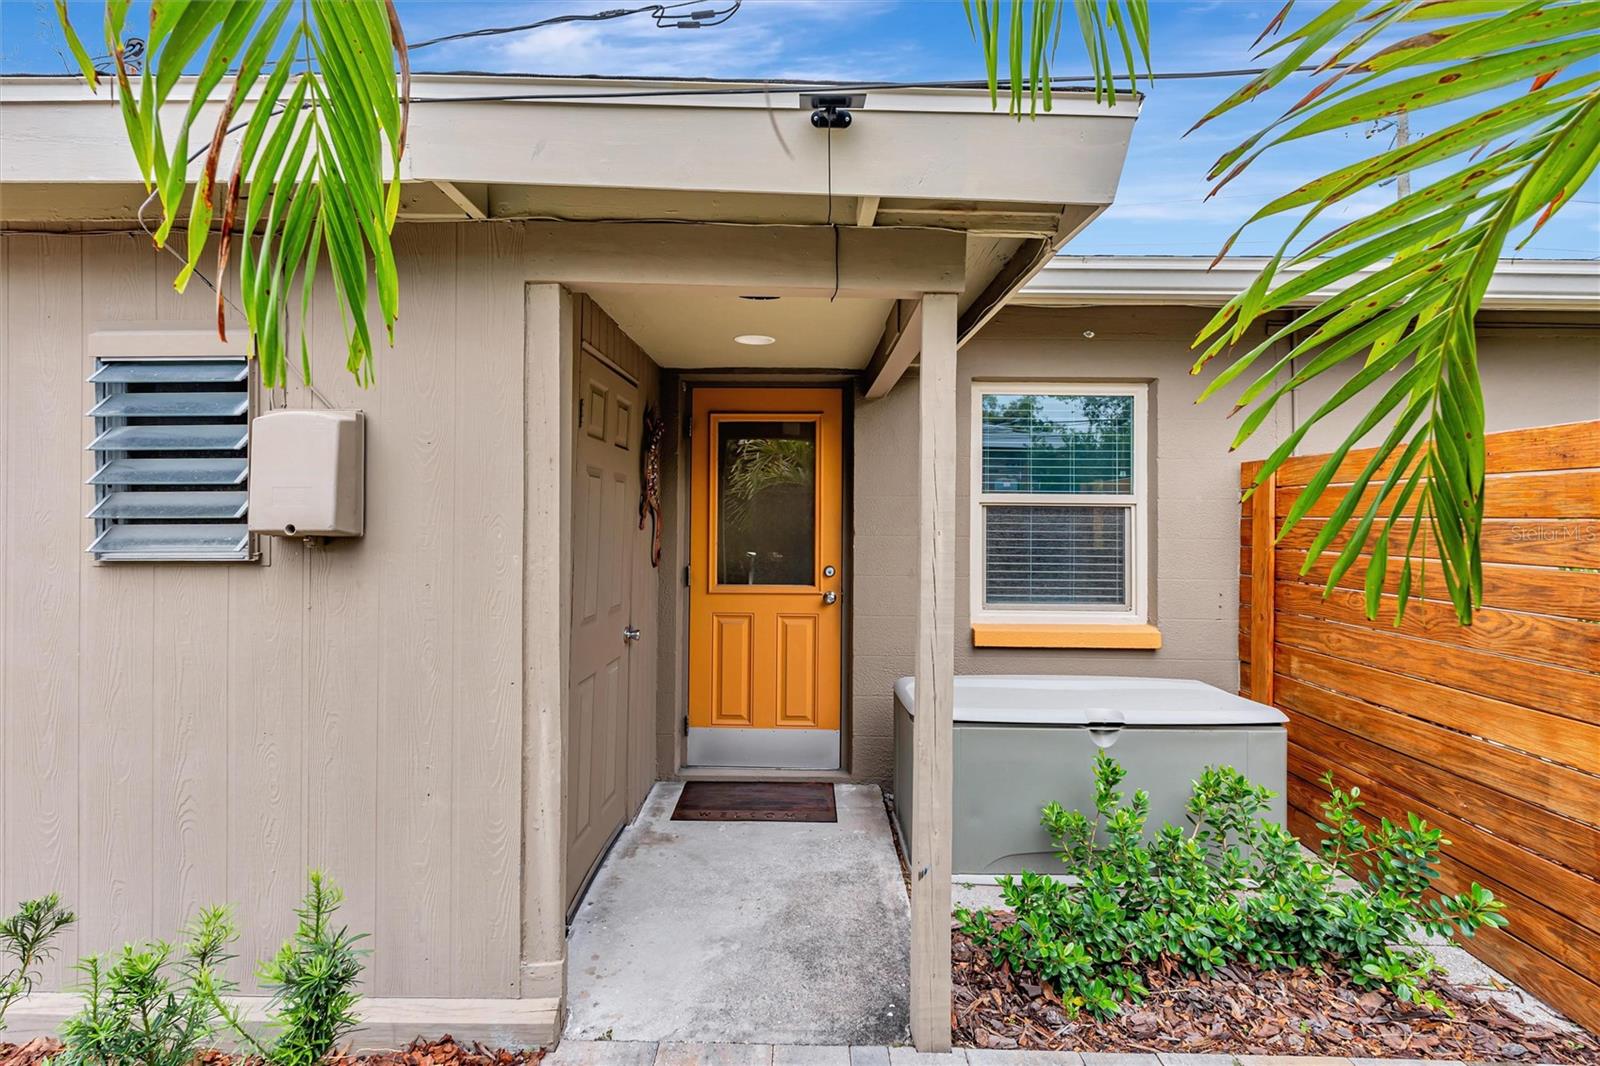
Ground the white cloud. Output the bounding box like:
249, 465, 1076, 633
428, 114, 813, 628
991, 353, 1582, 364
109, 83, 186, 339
419, 0, 915, 81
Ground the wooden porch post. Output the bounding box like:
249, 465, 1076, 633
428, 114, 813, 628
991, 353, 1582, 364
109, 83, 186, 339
1247, 469, 1276, 705
521, 284, 574, 1016
910, 292, 957, 1052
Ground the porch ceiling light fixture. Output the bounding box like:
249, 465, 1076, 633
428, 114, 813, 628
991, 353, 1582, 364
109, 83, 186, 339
734, 334, 776, 346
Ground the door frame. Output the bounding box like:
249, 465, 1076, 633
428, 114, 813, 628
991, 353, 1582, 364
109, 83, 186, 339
677, 378, 853, 776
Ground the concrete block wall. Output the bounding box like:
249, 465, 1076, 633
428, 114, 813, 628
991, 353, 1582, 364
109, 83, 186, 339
845, 303, 1599, 785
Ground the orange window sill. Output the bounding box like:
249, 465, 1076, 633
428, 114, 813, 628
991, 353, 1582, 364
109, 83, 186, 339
971, 622, 1163, 650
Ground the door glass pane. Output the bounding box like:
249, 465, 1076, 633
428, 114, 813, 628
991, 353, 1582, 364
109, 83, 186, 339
980, 393, 1134, 494
717, 420, 816, 585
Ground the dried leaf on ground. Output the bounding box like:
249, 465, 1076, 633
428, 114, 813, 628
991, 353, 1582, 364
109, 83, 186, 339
1, 1036, 543, 1066
952, 930, 1599, 1062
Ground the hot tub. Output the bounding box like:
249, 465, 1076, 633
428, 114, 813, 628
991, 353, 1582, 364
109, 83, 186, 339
892, 675, 1287, 876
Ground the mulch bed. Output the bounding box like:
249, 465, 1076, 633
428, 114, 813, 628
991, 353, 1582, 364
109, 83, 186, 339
0, 1036, 542, 1066
953, 929, 1600, 1062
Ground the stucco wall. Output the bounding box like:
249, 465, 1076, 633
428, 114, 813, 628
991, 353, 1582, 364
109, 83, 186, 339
848, 303, 1598, 785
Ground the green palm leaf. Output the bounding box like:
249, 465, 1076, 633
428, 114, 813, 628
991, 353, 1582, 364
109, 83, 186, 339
56, 0, 409, 388
968, 0, 1596, 626
963, 0, 1151, 110
1190, 1, 1599, 624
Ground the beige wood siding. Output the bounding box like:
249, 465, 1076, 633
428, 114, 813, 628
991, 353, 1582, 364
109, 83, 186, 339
0, 226, 530, 997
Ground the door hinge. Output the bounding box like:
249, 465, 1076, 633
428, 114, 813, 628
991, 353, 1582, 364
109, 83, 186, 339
683, 564, 691, 588
682, 716, 689, 737
685, 415, 693, 438
577, 397, 585, 428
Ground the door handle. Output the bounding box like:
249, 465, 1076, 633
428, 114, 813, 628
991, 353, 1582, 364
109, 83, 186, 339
623, 625, 642, 642
822, 591, 838, 606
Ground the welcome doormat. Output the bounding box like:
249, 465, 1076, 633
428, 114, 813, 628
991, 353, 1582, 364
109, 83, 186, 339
671, 781, 837, 822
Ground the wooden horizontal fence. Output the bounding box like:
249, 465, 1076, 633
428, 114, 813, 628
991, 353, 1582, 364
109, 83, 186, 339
1239, 420, 1600, 1033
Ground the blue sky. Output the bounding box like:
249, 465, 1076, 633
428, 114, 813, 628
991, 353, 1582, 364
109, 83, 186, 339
5, 0, 1597, 259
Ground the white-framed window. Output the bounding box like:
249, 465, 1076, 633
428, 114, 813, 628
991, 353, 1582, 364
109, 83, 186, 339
970, 381, 1149, 625
86, 350, 254, 562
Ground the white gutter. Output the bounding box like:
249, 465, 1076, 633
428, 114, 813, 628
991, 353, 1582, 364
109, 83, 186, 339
1014, 255, 1600, 311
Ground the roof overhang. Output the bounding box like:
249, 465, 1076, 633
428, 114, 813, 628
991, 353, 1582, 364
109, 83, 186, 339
0, 73, 1140, 373
0, 74, 1136, 217
1015, 255, 1600, 312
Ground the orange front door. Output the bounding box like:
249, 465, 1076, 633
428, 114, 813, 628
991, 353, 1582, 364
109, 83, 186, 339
687, 388, 844, 769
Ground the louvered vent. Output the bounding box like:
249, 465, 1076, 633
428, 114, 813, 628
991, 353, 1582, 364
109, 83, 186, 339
87, 357, 252, 561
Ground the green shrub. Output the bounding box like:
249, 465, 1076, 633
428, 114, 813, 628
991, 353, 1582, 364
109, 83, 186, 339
957, 752, 1506, 1018
56, 873, 367, 1066
56, 906, 238, 1066
0, 893, 77, 1031
217, 871, 367, 1066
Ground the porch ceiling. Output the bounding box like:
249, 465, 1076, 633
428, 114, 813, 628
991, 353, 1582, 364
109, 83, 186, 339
582, 288, 894, 370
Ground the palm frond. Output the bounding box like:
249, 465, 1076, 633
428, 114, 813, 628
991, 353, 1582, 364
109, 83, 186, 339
963, 0, 1151, 112
56, 0, 409, 387
1191, 0, 1600, 624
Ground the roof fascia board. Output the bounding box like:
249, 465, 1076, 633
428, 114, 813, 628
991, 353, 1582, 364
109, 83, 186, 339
1015, 256, 1600, 311
0, 76, 1136, 205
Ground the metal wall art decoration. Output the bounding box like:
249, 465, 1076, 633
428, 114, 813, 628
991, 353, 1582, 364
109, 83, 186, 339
640, 405, 664, 567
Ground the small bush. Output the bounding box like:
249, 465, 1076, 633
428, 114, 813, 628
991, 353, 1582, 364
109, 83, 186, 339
0, 894, 77, 1031
56, 906, 238, 1066
218, 871, 367, 1066
957, 752, 1506, 1018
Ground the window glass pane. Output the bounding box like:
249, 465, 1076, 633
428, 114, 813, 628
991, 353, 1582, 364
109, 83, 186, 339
89, 424, 250, 453
984, 505, 1128, 607
87, 491, 249, 520
88, 523, 249, 557
88, 392, 250, 418
716, 420, 816, 585
90, 360, 248, 384
981, 392, 1134, 494
89, 458, 248, 486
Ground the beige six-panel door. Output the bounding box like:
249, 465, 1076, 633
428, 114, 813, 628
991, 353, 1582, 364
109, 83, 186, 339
565, 350, 641, 908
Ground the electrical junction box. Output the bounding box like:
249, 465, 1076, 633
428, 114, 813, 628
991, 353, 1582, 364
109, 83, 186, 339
248, 410, 365, 538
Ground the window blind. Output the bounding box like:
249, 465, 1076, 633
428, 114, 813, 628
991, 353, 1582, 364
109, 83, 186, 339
983, 505, 1129, 606
87, 358, 251, 561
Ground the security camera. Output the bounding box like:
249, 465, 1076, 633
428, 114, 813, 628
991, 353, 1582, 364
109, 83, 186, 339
802, 93, 865, 130
811, 106, 851, 129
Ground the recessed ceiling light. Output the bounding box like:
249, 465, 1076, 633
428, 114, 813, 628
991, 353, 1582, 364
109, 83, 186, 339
735, 334, 776, 346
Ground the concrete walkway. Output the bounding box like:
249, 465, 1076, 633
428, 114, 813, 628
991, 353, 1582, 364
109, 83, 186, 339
564, 782, 911, 1046
545, 1043, 1481, 1064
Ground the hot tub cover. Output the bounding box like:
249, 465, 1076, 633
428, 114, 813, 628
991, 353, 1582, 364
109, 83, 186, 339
894, 675, 1286, 727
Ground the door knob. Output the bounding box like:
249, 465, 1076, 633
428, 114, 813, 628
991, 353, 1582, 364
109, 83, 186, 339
822, 591, 838, 605
623, 625, 642, 642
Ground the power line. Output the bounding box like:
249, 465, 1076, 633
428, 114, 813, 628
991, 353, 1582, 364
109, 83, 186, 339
408, 1, 740, 51
400, 64, 1355, 103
